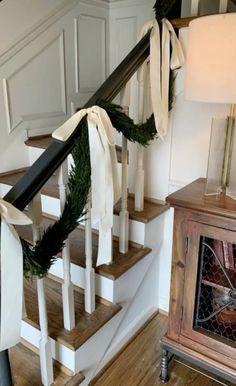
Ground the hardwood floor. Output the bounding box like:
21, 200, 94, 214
91, 313, 235, 386
9, 342, 85, 385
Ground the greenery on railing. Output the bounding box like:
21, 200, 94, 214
22, 102, 157, 277
20, 1, 180, 277
154, 0, 181, 23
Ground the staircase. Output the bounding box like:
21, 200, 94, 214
0, 8, 191, 384
0, 129, 168, 385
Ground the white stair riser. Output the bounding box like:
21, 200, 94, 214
40, 194, 146, 245
21, 321, 76, 372
49, 261, 115, 302
22, 251, 156, 384
0, 182, 146, 245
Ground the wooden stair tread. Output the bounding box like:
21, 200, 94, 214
16, 215, 151, 280
114, 195, 169, 223
0, 167, 59, 198
24, 277, 121, 351
0, 168, 168, 223
10, 342, 85, 385
25, 135, 124, 163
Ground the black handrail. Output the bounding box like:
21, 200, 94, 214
3, 30, 151, 210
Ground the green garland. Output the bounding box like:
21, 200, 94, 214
21, 3, 179, 277
154, 0, 181, 23
22, 103, 157, 278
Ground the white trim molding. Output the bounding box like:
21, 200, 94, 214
3, 31, 67, 133
0, 0, 80, 65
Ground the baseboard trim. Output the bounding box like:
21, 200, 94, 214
159, 308, 169, 317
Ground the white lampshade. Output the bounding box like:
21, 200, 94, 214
185, 13, 236, 104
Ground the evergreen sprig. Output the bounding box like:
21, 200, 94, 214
22, 118, 91, 277
154, 0, 181, 23
98, 101, 157, 146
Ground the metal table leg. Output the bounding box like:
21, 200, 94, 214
160, 349, 170, 383
0, 350, 13, 386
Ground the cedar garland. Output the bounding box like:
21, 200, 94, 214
22, 103, 157, 278
21, 2, 179, 277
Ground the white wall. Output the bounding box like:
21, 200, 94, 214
0, 0, 109, 173
108, 1, 230, 201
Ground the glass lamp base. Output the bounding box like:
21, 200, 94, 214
205, 117, 236, 199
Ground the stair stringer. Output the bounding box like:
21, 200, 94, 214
76, 249, 155, 385
92, 212, 167, 375
94, 246, 161, 377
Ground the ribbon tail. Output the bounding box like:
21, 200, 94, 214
87, 117, 106, 224
52, 110, 87, 142
161, 20, 171, 133
0, 219, 23, 351
150, 20, 163, 138
96, 225, 112, 266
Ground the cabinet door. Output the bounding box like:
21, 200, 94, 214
180, 221, 236, 364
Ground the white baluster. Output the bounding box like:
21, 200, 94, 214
119, 89, 130, 253
135, 146, 144, 212
119, 134, 129, 253
37, 278, 54, 386
135, 71, 145, 212
190, 0, 200, 16
57, 161, 75, 330
219, 0, 228, 13
85, 193, 95, 313
28, 195, 54, 386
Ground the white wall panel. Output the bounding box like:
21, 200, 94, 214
115, 17, 137, 64
0, 0, 109, 173
3, 32, 66, 133
75, 15, 106, 92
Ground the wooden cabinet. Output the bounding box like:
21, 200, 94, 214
160, 178, 236, 383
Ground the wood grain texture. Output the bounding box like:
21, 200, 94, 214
0, 167, 59, 198
165, 179, 236, 382
171, 16, 196, 29
92, 314, 233, 386
0, 168, 168, 223
25, 136, 125, 163
167, 209, 186, 341
9, 342, 85, 385
16, 215, 151, 280
166, 178, 236, 221
24, 277, 121, 350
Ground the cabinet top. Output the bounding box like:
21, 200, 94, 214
166, 178, 236, 220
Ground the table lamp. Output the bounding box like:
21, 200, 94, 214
185, 13, 236, 198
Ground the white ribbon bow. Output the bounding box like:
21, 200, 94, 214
52, 106, 121, 266
138, 18, 184, 138
0, 199, 32, 351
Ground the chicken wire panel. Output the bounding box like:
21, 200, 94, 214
194, 236, 236, 343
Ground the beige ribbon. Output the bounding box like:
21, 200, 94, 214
0, 199, 32, 350
138, 19, 184, 138
52, 106, 120, 266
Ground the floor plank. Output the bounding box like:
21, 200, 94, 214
91, 314, 235, 386
9, 342, 85, 385
24, 277, 121, 350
